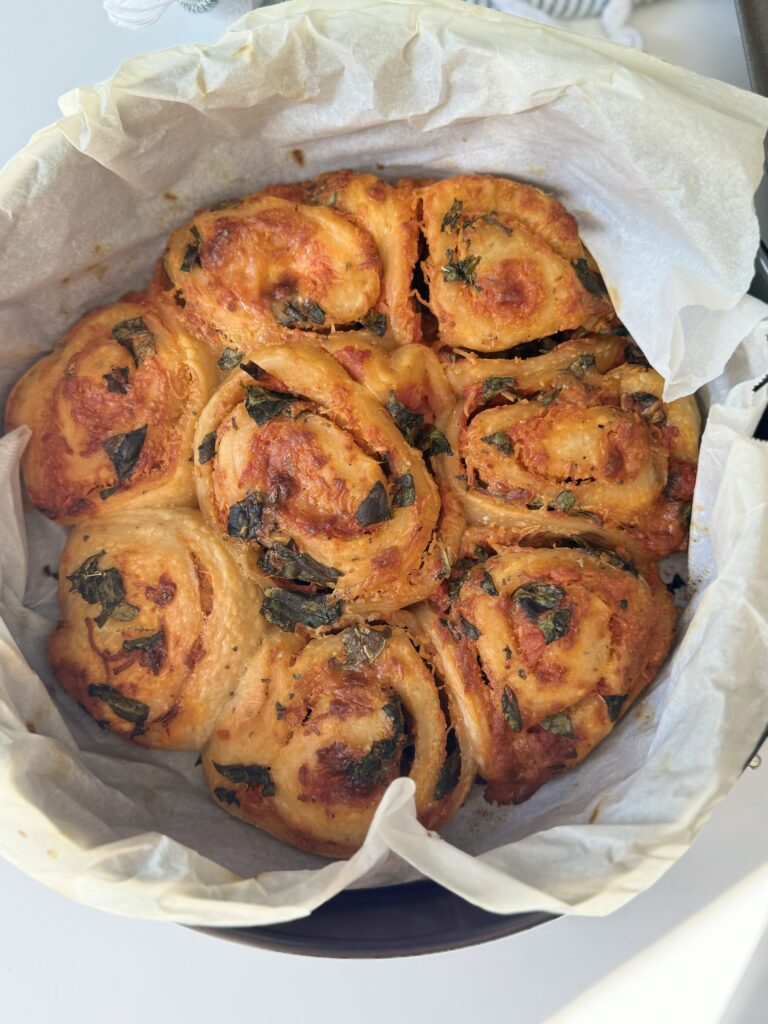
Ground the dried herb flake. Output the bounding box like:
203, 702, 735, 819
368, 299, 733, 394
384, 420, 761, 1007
260, 540, 340, 585
111, 318, 156, 365
481, 432, 513, 455
226, 493, 264, 542
260, 588, 342, 633
501, 686, 522, 731
87, 683, 149, 730
197, 431, 217, 465
391, 473, 416, 508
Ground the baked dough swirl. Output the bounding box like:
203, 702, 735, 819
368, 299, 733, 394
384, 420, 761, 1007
420, 540, 675, 804
48, 509, 264, 749
155, 171, 421, 356
202, 614, 476, 857
5, 295, 218, 523
193, 342, 462, 626
419, 175, 615, 352
440, 335, 700, 559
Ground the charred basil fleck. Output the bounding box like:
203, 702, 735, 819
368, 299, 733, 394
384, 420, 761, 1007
213, 761, 276, 796
386, 391, 453, 456
549, 490, 576, 513
568, 353, 596, 378
346, 699, 405, 786
180, 224, 203, 273
571, 258, 607, 298
111, 318, 156, 365
420, 425, 452, 458
480, 571, 498, 596
103, 366, 130, 394
226, 493, 264, 542
355, 481, 392, 527
342, 624, 391, 667
540, 712, 575, 738
260, 588, 342, 633
391, 473, 416, 509
197, 431, 217, 465
537, 607, 572, 645
603, 694, 628, 722
122, 630, 166, 673
103, 425, 147, 486
273, 297, 326, 327
513, 582, 564, 619
214, 787, 240, 806
481, 376, 517, 402
501, 686, 522, 731
481, 432, 513, 455
244, 384, 296, 426
218, 346, 243, 370
87, 684, 149, 733
260, 540, 341, 585
360, 310, 387, 336
67, 551, 138, 627
459, 616, 481, 640
433, 744, 461, 801
526, 497, 544, 510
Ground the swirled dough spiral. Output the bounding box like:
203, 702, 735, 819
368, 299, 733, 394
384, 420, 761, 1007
202, 613, 476, 857
419, 175, 615, 352
420, 542, 675, 804
193, 342, 462, 625
5, 295, 218, 523
48, 509, 265, 749
154, 171, 421, 355
439, 335, 700, 559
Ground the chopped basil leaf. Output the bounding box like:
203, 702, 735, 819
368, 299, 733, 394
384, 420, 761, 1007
218, 347, 244, 370
361, 310, 387, 336
214, 787, 240, 806
355, 481, 392, 526
111, 318, 156, 365
603, 694, 628, 722
273, 296, 326, 327
433, 745, 461, 801
226, 493, 264, 542
513, 582, 565, 621
441, 199, 463, 232
103, 366, 130, 394
540, 712, 575, 738
260, 588, 342, 632
197, 431, 217, 465
342, 624, 391, 667
420, 425, 452, 457
213, 761, 276, 796
346, 699, 405, 786
480, 571, 498, 596
459, 616, 480, 640
122, 630, 166, 673
260, 540, 340, 584
244, 384, 296, 426
67, 551, 138, 628
386, 392, 424, 448
442, 249, 481, 288
550, 489, 576, 513
180, 224, 203, 272
481, 376, 517, 403
571, 258, 607, 298
526, 497, 544, 510
501, 686, 522, 731
391, 473, 416, 508
87, 683, 149, 730
568, 353, 596, 378
538, 389, 559, 407
481, 432, 513, 454
103, 425, 147, 483
537, 607, 572, 645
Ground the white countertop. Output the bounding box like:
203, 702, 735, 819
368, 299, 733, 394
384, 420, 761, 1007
1, 3, 766, 1022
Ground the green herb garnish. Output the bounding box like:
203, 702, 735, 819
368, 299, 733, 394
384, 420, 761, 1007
213, 761, 275, 796
571, 258, 606, 298
218, 347, 244, 371
180, 224, 203, 273
481, 432, 513, 455
341, 624, 391, 667
226, 493, 264, 542
603, 694, 628, 722
244, 384, 296, 426
67, 551, 138, 627
501, 686, 522, 731
87, 684, 149, 733
103, 425, 147, 485
391, 473, 416, 508
197, 431, 217, 465
481, 376, 517, 402
540, 712, 575, 738
442, 249, 481, 288
260, 540, 341, 585
355, 481, 392, 527
273, 297, 325, 327
111, 318, 156, 365
260, 588, 342, 633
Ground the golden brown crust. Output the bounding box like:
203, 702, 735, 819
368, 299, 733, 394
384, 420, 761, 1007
419, 543, 675, 804
193, 342, 463, 624
437, 335, 700, 561
152, 172, 421, 355
419, 176, 615, 352
202, 612, 476, 858
4, 294, 218, 524
48, 509, 265, 750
